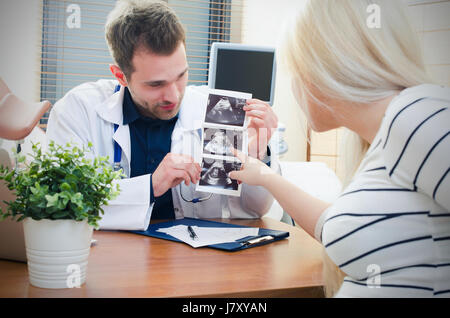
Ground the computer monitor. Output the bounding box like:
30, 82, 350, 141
208, 42, 277, 106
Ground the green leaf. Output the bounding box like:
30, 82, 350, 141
45, 193, 59, 208
60, 182, 71, 191
71, 192, 83, 207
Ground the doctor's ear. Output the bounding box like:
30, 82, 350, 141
109, 64, 128, 87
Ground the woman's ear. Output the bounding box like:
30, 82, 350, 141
109, 64, 128, 87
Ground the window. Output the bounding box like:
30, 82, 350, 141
39, 0, 244, 127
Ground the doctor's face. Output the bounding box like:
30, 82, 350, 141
125, 42, 188, 120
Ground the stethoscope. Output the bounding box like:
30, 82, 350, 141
112, 84, 212, 204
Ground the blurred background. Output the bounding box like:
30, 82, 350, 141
0, 0, 448, 182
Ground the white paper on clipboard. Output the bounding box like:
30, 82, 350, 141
156, 224, 259, 248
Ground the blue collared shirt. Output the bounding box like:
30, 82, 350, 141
123, 87, 178, 220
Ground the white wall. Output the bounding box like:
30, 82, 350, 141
406, 0, 450, 86
242, 0, 308, 162
0, 0, 42, 102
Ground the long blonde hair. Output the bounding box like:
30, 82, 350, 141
280, 0, 431, 297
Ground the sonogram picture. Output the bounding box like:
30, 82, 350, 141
196, 89, 251, 197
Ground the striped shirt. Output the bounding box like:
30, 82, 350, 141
315, 84, 450, 297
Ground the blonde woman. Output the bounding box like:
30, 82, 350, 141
230, 0, 449, 297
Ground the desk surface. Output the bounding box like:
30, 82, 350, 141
0, 218, 324, 298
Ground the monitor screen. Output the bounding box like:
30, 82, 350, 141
208, 43, 276, 105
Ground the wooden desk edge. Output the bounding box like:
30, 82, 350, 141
0, 217, 325, 298
185, 286, 325, 298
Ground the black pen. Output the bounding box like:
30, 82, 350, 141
187, 225, 198, 240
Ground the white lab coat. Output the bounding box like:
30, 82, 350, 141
46, 79, 276, 230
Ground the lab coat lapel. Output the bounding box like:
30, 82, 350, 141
95, 85, 131, 176
178, 86, 208, 133
170, 86, 208, 218
171, 86, 207, 159
113, 124, 131, 176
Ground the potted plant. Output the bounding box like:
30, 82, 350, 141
0, 141, 122, 289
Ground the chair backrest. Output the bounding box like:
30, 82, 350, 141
0, 180, 26, 262
0, 80, 51, 140
0, 126, 47, 263
0, 78, 50, 262
0, 139, 26, 262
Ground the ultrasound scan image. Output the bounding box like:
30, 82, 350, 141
199, 158, 241, 191
204, 94, 246, 127
203, 128, 243, 156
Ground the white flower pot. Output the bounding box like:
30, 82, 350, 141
23, 218, 94, 289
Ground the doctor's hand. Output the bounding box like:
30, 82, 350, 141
244, 99, 278, 160
152, 153, 201, 197
228, 149, 275, 187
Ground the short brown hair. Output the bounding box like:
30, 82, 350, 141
105, 0, 186, 78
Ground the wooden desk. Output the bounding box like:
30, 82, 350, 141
0, 218, 324, 298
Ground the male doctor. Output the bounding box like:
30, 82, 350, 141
46, 0, 278, 231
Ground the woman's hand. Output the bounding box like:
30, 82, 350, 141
228, 149, 275, 187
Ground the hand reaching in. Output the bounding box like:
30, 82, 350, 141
228, 149, 275, 187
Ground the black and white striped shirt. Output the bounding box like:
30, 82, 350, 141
315, 84, 450, 297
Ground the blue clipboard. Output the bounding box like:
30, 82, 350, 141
129, 218, 289, 252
